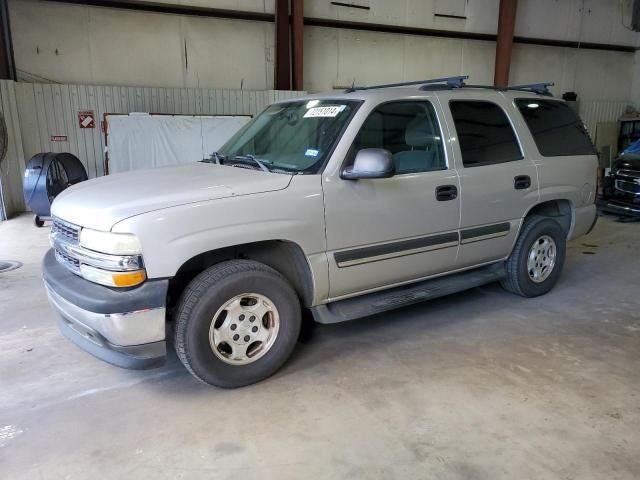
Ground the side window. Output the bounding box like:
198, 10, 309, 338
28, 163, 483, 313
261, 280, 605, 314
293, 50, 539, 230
515, 99, 596, 156
352, 101, 446, 174
449, 100, 523, 167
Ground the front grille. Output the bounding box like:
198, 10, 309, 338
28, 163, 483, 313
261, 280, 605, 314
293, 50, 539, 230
54, 248, 81, 274
615, 180, 640, 195
617, 169, 640, 179
614, 169, 640, 195
52, 218, 80, 243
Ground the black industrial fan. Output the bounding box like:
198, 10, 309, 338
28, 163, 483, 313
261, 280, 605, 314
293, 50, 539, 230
23, 152, 88, 227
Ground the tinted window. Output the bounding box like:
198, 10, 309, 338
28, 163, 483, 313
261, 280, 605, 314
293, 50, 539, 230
352, 101, 446, 173
450, 101, 522, 167
515, 99, 596, 156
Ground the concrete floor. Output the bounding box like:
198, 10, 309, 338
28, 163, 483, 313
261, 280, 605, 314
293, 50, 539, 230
0, 213, 639, 480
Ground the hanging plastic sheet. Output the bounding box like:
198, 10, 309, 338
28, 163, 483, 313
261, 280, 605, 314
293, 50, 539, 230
106, 114, 250, 174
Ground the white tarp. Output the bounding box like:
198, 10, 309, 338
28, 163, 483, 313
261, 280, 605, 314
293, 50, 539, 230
106, 114, 250, 174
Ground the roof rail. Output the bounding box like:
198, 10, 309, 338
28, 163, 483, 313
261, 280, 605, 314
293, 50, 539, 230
507, 82, 554, 95
345, 75, 469, 92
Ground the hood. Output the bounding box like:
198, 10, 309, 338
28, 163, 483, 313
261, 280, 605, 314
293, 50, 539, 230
51, 163, 292, 231
614, 154, 640, 172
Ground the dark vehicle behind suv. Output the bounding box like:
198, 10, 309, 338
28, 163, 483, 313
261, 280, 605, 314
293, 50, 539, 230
600, 141, 640, 217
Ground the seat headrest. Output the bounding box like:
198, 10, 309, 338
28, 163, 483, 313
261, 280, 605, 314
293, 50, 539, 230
405, 115, 438, 147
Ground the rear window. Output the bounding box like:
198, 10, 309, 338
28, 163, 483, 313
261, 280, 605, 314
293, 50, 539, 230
515, 99, 596, 157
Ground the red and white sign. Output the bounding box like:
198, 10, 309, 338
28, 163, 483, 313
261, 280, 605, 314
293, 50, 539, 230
78, 110, 95, 129
50, 135, 68, 142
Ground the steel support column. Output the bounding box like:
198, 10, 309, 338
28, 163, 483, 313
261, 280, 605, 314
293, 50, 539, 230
274, 0, 291, 90
0, 0, 15, 80
291, 0, 303, 91
494, 0, 518, 87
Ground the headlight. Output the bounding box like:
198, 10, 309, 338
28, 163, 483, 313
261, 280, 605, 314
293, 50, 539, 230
80, 264, 146, 288
80, 228, 142, 255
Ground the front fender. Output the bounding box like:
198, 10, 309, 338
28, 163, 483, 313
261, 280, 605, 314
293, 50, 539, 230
112, 176, 326, 279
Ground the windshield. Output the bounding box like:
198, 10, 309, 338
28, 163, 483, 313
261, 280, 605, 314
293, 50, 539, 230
218, 99, 361, 174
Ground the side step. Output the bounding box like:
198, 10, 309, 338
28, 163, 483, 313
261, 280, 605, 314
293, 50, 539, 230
311, 263, 506, 324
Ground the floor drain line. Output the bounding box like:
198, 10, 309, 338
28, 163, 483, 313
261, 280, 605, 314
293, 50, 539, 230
0, 260, 22, 273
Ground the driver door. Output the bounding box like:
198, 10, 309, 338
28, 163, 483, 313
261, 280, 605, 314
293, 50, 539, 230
323, 100, 461, 299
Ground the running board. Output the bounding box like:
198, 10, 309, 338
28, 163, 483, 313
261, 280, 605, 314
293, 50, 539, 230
311, 263, 506, 324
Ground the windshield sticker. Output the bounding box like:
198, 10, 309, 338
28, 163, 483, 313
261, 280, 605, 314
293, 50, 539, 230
305, 148, 319, 157
304, 105, 346, 118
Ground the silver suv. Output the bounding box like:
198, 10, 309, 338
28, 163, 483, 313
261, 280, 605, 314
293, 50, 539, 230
43, 76, 598, 387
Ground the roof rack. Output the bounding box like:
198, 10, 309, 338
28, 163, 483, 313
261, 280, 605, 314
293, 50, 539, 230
507, 82, 554, 95
345, 75, 469, 92
343, 77, 554, 96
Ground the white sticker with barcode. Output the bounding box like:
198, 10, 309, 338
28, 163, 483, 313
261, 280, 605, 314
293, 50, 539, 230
304, 105, 346, 118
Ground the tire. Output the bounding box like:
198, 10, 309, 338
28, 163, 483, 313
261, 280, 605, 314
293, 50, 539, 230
174, 259, 301, 388
500, 216, 566, 297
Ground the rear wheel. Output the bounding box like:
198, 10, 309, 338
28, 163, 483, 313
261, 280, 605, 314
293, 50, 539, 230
500, 216, 566, 297
174, 259, 301, 388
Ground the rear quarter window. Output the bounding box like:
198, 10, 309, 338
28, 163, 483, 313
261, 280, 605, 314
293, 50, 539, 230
515, 99, 596, 157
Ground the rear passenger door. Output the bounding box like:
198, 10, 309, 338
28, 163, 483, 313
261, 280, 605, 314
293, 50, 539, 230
442, 95, 539, 268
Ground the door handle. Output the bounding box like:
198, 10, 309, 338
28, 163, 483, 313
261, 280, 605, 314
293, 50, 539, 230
436, 184, 458, 201
514, 175, 531, 190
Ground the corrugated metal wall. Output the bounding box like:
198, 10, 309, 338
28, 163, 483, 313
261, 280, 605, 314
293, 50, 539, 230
0, 80, 26, 219
579, 100, 631, 139
14, 83, 305, 179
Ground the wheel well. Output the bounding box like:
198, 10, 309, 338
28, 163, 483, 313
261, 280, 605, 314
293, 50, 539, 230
166, 240, 314, 316
525, 200, 572, 237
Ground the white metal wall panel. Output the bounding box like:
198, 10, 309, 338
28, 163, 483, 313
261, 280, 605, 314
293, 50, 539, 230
579, 100, 630, 138
14, 82, 305, 180
0, 80, 26, 217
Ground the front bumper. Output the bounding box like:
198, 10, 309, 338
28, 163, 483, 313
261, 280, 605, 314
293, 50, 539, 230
597, 198, 640, 217
43, 249, 168, 369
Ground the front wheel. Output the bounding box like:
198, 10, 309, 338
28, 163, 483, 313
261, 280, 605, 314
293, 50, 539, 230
174, 259, 301, 388
500, 216, 566, 297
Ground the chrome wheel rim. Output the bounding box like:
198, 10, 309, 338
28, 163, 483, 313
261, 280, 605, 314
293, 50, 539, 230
209, 293, 280, 365
527, 235, 556, 283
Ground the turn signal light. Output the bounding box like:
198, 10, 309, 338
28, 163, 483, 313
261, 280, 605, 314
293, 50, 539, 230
112, 270, 147, 287
80, 264, 146, 288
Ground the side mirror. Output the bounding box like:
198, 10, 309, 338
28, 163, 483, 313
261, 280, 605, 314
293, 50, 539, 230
341, 148, 395, 180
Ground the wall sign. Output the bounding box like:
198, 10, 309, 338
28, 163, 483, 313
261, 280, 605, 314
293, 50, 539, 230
78, 110, 95, 129
50, 135, 68, 142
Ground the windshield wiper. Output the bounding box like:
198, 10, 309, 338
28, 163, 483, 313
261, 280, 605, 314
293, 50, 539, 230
212, 152, 226, 164
231, 154, 272, 173
201, 152, 227, 164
